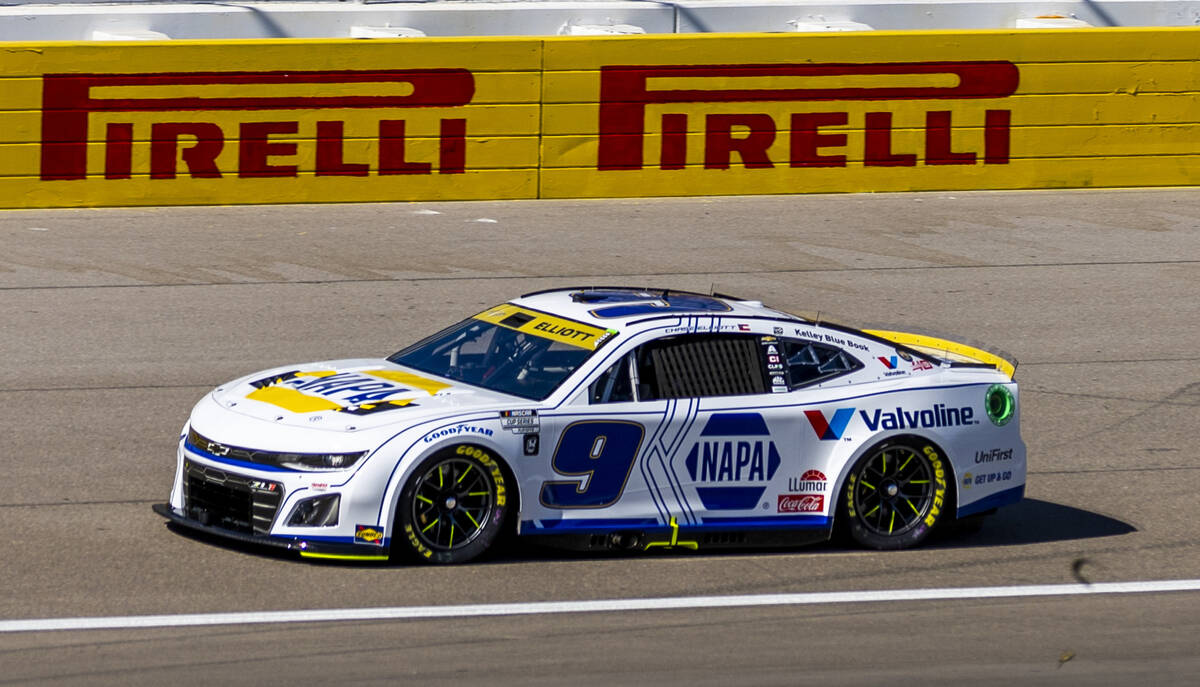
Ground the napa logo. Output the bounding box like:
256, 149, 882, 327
246, 369, 451, 414
279, 372, 413, 404
684, 413, 781, 511
805, 408, 855, 441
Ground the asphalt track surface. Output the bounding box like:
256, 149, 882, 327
1, 189, 1198, 685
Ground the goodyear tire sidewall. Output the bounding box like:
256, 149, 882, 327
842, 439, 950, 550
395, 444, 509, 565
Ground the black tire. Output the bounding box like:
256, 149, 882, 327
842, 439, 951, 550
395, 445, 509, 564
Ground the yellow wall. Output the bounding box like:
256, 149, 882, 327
2, 29, 1198, 208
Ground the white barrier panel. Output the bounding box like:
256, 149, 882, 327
2, 1, 1200, 41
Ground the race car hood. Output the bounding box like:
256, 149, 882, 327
209, 359, 524, 431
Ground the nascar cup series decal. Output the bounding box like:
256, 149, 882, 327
245, 369, 451, 415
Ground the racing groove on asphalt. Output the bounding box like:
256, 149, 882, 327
1, 189, 1198, 685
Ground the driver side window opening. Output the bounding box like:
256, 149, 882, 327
589, 353, 636, 404
781, 339, 863, 388
589, 332, 864, 404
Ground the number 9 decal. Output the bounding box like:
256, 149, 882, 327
540, 420, 645, 508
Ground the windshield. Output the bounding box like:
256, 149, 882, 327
388, 311, 605, 401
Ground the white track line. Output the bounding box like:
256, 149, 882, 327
4, 579, 1199, 633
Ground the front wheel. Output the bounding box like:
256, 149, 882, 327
395, 445, 509, 564
842, 440, 951, 550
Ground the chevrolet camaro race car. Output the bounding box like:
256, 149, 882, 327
154, 287, 1025, 563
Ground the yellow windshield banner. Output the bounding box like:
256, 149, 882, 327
474, 304, 608, 350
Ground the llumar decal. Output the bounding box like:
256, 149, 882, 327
474, 304, 608, 350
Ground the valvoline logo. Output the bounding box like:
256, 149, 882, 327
807, 403, 977, 439
805, 408, 855, 440
685, 413, 781, 511
878, 356, 907, 377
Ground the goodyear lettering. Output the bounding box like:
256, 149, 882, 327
597, 61, 1018, 172
859, 404, 976, 431
424, 424, 495, 443
923, 445, 947, 527
40, 69, 474, 181
455, 445, 506, 506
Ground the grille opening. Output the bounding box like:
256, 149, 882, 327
183, 460, 283, 536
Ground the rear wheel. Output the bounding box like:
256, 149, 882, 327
842, 439, 950, 550
395, 445, 508, 564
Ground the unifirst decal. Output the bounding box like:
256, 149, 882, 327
595, 61, 1018, 172
40, 70, 474, 181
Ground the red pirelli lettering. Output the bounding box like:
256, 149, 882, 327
40, 69, 475, 180
597, 61, 1019, 171
150, 123, 223, 179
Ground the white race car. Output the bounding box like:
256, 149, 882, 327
154, 287, 1025, 563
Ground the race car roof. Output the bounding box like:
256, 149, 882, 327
511, 287, 803, 329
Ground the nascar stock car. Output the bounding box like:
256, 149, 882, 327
154, 287, 1025, 563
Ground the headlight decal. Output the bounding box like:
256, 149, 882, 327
186, 427, 367, 472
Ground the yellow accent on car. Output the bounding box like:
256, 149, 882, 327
644, 516, 699, 551
474, 304, 608, 350
298, 552, 389, 561
364, 370, 453, 395
865, 329, 1016, 379
246, 386, 342, 413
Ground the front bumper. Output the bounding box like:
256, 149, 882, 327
153, 503, 390, 561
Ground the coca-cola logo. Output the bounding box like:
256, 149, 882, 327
778, 494, 824, 513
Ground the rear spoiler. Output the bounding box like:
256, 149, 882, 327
864, 330, 1017, 380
